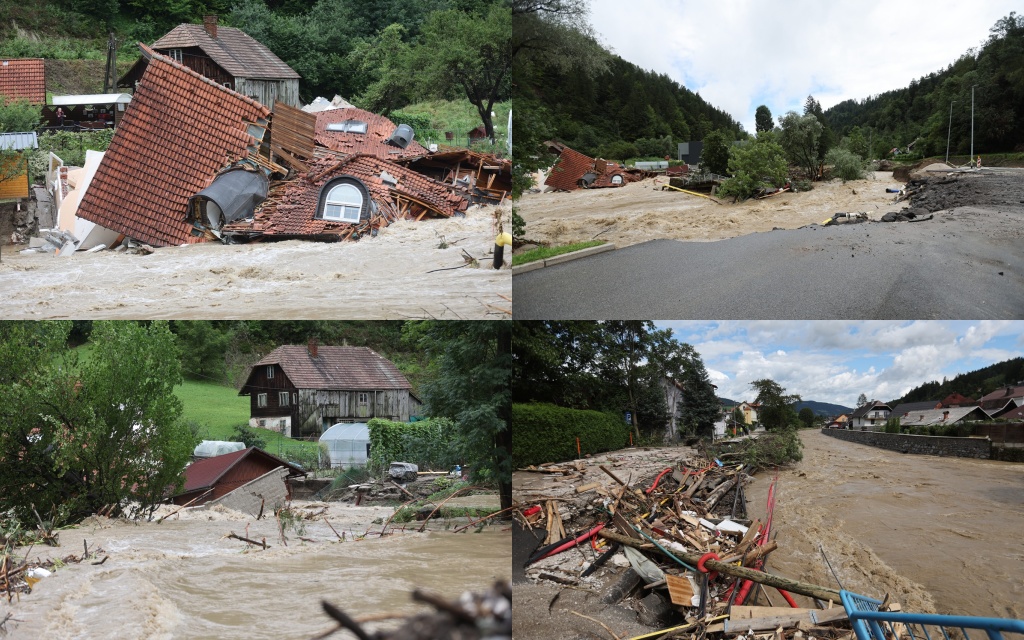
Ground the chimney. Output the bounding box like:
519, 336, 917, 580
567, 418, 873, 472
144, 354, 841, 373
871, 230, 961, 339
942, 410, 949, 421
203, 15, 218, 39
308, 337, 318, 358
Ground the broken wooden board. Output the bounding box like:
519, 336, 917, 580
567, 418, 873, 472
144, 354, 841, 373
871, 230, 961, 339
665, 573, 696, 606
723, 607, 848, 634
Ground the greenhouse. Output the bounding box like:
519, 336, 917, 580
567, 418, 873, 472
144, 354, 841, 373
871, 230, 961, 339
193, 440, 246, 459
319, 422, 371, 468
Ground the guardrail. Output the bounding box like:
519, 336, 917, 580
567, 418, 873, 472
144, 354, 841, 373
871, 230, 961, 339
841, 591, 1024, 640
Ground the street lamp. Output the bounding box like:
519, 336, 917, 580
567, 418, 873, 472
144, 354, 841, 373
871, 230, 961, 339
945, 100, 956, 165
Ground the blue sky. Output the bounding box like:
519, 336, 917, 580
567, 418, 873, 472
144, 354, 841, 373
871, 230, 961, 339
587, 0, 1020, 133
656, 321, 1024, 408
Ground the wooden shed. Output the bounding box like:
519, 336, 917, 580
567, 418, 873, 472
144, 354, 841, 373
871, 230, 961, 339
170, 447, 305, 506
239, 340, 422, 439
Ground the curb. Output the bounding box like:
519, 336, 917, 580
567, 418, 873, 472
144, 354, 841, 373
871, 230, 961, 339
511, 243, 616, 276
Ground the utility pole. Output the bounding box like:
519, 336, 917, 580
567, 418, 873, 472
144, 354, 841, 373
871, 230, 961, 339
970, 85, 975, 165
945, 100, 956, 165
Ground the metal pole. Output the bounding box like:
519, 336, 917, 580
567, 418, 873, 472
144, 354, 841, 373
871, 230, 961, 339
946, 100, 955, 165
970, 85, 975, 164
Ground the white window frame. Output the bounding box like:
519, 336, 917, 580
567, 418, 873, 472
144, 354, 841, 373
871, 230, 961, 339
322, 183, 363, 223
611, 174, 623, 185
168, 49, 183, 63
279, 391, 290, 407
257, 393, 267, 408
266, 365, 274, 379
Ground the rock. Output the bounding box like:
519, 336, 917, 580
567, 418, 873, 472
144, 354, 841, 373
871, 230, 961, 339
638, 592, 674, 627
388, 461, 419, 483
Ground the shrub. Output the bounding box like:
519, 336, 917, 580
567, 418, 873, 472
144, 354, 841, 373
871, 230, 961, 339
367, 418, 460, 474
710, 427, 803, 472
598, 140, 639, 162
825, 147, 865, 182
232, 423, 268, 450
717, 135, 788, 200
512, 403, 629, 467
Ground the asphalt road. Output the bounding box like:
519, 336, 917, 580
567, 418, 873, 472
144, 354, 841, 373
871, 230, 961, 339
513, 205, 1024, 319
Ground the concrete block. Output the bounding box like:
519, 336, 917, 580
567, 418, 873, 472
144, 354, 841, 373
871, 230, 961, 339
544, 243, 615, 266
512, 260, 545, 275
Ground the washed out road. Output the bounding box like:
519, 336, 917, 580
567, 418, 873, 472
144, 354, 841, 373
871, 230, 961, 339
514, 202, 1024, 319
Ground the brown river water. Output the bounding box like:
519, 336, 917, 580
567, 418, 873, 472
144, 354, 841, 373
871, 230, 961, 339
745, 431, 1024, 619
3, 502, 511, 639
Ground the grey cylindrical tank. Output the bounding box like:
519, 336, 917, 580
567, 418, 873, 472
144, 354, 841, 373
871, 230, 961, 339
388, 124, 415, 148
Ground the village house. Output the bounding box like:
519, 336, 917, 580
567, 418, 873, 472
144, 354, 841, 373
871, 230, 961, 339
169, 447, 306, 513
827, 413, 850, 428
938, 392, 978, 408
543, 141, 645, 191
736, 401, 760, 426
897, 406, 990, 428
849, 400, 892, 430
889, 400, 941, 419
119, 15, 300, 107
238, 340, 421, 439
978, 384, 1024, 417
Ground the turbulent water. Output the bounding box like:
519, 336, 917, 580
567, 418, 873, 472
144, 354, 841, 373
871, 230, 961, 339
745, 430, 1024, 618
3, 503, 511, 639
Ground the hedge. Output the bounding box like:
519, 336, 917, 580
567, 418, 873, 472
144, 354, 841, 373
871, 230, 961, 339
513, 403, 629, 467
367, 417, 460, 474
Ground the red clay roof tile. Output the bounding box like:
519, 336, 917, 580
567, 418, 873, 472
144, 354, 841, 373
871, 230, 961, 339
0, 58, 46, 104
315, 108, 427, 159
241, 153, 465, 239
75, 46, 271, 247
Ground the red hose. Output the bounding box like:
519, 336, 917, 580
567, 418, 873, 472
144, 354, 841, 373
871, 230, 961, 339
646, 468, 674, 494
536, 523, 606, 562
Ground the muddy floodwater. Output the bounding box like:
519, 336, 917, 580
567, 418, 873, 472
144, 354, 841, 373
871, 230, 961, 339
2, 502, 511, 639
0, 208, 511, 319
746, 430, 1024, 619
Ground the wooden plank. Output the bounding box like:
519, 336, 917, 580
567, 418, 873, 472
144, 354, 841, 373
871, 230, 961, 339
731, 606, 819, 620
665, 574, 695, 606
575, 482, 601, 494
723, 607, 848, 634
270, 143, 309, 173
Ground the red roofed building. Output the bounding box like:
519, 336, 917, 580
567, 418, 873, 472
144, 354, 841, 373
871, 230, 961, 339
170, 447, 305, 507
119, 15, 300, 107
230, 153, 466, 241
979, 384, 1024, 417
315, 107, 427, 159
0, 58, 46, 104
76, 45, 271, 247
239, 340, 421, 438
938, 392, 978, 408
544, 142, 644, 191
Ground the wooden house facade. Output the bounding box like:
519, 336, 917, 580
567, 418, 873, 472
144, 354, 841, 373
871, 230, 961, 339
119, 15, 300, 108
239, 341, 420, 439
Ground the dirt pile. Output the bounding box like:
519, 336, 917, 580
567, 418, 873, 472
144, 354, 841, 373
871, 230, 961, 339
904, 170, 1024, 212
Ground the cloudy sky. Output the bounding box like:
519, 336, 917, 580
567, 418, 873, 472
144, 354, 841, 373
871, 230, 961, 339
658, 321, 1024, 409
587, 0, 1019, 132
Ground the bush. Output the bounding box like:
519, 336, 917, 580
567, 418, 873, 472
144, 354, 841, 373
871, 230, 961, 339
367, 418, 460, 474
824, 147, 865, 182
634, 136, 672, 158
598, 140, 639, 162
721, 427, 803, 471
717, 136, 788, 200
512, 403, 629, 467
232, 423, 268, 449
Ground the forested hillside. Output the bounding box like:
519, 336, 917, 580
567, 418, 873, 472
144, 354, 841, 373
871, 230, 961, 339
511, 0, 741, 192
824, 12, 1024, 157
893, 357, 1024, 405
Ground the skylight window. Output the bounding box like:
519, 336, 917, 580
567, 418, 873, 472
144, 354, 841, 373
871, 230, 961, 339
326, 120, 368, 134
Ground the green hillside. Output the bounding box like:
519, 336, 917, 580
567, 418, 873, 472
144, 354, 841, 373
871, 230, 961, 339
824, 12, 1024, 157
893, 357, 1024, 405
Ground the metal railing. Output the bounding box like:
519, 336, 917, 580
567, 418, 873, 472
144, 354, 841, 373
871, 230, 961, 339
841, 591, 1024, 640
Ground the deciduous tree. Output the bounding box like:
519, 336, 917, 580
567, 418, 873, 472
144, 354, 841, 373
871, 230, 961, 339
778, 111, 823, 180
750, 378, 801, 431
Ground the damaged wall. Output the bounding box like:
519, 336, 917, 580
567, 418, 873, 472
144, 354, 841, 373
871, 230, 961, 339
207, 467, 291, 517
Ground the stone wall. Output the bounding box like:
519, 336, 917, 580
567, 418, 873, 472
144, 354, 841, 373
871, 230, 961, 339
208, 467, 290, 517
820, 428, 991, 459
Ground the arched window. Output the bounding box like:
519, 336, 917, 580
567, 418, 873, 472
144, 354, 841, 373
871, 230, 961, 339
321, 182, 364, 223
610, 174, 623, 185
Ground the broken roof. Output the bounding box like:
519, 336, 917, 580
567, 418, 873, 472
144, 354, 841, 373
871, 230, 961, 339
234, 153, 466, 240
153, 23, 299, 80
242, 345, 412, 392
315, 107, 427, 159
75, 45, 271, 247
543, 142, 643, 191
0, 58, 46, 104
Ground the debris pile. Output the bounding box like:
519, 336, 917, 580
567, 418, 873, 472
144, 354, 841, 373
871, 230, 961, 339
515, 449, 861, 639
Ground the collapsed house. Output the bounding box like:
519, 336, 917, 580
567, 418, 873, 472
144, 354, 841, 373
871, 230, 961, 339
170, 446, 306, 514
75, 45, 272, 247
543, 141, 648, 191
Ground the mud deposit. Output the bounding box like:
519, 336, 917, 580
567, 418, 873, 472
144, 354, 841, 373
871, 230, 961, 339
0, 208, 510, 319
1, 502, 511, 639
746, 430, 1024, 619
516, 172, 902, 248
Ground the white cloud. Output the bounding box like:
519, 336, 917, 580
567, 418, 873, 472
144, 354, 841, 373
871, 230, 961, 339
587, 0, 1019, 131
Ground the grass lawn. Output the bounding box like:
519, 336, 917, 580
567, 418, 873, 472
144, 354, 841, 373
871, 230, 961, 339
512, 240, 606, 266
175, 379, 322, 460
397, 98, 510, 146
